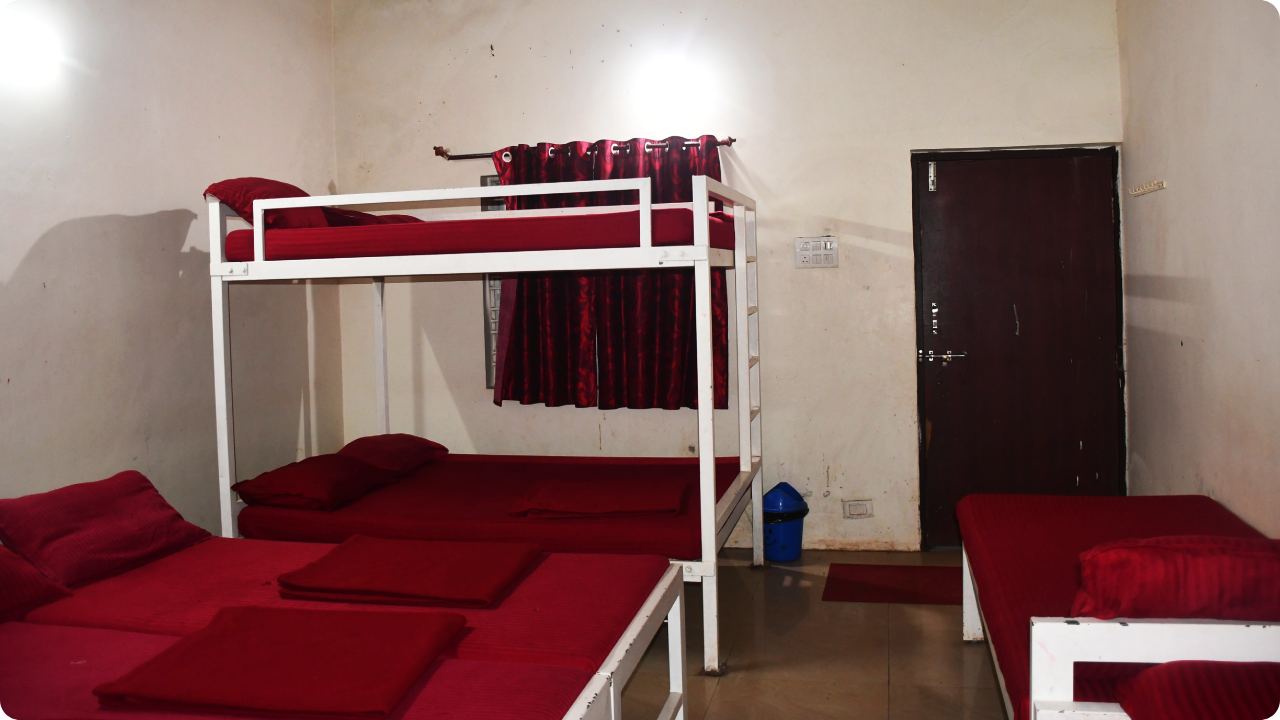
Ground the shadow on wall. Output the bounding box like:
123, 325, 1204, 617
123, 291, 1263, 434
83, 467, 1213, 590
0, 211, 342, 533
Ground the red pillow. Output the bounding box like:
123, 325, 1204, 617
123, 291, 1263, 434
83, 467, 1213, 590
205, 177, 327, 230
0, 471, 211, 588
0, 545, 71, 622
1115, 661, 1280, 720
232, 455, 394, 512
1071, 535, 1280, 621
321, 207, 423, 227
337, 434, 449, 475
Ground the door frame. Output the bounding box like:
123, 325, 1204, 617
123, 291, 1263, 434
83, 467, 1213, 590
909, 145, 1128, 548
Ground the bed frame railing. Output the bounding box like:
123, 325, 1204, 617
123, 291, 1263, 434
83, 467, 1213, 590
208, 175, 762, 676
962, 546, 1280, 720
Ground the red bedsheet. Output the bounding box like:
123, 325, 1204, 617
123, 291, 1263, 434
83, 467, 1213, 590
224, 206, 736, 261
238, 454, 742, 560
25, 537, 670, 673
956, 494, 1265, 720
0, 622, 591, 720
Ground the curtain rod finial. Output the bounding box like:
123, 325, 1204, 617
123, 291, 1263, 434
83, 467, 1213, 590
433, 146, 451, 160
721, 137, 736, 147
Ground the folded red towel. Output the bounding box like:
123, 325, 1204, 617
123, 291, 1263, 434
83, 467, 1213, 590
277, 535, 541, 608
510, 478, 688, 519
94, 606, 464, 719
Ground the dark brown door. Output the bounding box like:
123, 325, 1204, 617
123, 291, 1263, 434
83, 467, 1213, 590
914, 147, 1124, 548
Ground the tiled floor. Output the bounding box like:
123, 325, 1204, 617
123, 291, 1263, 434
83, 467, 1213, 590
620, 549, 1008, 720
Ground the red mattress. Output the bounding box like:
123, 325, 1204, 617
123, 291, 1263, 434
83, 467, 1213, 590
238, 454, 742, 560
956, 494, 1265, 720
225, 207, 736, 261
0, 622, 591, 720
25, 537, 670, 673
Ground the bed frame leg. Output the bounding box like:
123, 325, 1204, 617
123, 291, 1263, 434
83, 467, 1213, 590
667, 582, 687, 720
372, 277, 390, 434
210, 275, 237, 539
750, 471, 765, 568
962, 545, 984, 642
701, 569, 723, 676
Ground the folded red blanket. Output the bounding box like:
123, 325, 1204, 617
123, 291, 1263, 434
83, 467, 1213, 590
1116, 661, 1280, 720
510, 478, 688, 519
94, 606, 464, 719
277, 535, 541, 608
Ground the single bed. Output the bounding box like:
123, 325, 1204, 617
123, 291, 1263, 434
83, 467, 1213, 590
236, 454, 740, 560
957, 494, 1280, 720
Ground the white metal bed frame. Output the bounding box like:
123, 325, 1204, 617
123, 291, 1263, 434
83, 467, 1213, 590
207, 176, 764, 677
961, 546, 1280, 719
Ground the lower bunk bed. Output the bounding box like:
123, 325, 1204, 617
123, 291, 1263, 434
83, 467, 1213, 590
0, 475, 689, 720
957, 494, 1280, 720
236, 453, 741, 560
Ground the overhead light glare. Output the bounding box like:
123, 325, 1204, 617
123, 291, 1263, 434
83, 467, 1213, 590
0, 5, 63, 89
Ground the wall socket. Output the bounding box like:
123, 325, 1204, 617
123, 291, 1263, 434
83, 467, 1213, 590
842, 499, 874, 519
795, 236, 839, 268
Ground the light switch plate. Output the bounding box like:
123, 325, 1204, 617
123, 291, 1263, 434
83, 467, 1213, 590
796, 236, 839, 268
842, 499, 874, 519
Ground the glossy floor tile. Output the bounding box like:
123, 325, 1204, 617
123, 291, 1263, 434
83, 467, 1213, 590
619, 548, 1008, 720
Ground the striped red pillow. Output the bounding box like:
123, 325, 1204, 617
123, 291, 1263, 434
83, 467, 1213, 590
0, 545, 71, 621
0, 471, 210, 588
1071, 535, 1280, 621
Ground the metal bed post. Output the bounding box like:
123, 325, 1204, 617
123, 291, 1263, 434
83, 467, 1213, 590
691, 177, 721, 675
207, 198, 237, 538
665, 583, 687, 720
372, 278, 390, 434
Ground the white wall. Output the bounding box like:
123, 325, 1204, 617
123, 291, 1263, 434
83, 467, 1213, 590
1117, 0, 1280, 535
0, 0, 344, 532
332, 0, 1123, 549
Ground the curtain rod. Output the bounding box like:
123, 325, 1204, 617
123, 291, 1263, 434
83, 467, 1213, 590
433, 137, 736, 161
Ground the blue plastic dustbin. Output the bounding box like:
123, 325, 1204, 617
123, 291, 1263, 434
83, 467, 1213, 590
762, 482, 808, 562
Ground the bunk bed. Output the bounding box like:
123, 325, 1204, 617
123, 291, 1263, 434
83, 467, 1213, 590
957, 494, 1280, 720
206, 175, 764, 675
0, 480, 689, 720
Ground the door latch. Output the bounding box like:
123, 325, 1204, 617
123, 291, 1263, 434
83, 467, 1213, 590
918, 350, 968, 363
931, 303, 938, 335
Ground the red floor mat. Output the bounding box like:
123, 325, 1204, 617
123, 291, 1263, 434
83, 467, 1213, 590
821, 564, 962, 605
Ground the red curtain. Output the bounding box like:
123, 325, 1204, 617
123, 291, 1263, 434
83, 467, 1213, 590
491, 136, 729, 410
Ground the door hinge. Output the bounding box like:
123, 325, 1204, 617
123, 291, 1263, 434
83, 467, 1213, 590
928, 162, 937, 192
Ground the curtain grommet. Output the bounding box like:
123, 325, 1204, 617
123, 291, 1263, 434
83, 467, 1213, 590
501, 151, 512, 163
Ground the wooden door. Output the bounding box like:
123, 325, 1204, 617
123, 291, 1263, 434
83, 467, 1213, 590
913, 148, 1125, 548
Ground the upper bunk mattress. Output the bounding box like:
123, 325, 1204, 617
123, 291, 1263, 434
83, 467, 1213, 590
237, 454, 742, 560
0, 622, 592, 720
956, 494, 1265, 720
225, 206, 736, 261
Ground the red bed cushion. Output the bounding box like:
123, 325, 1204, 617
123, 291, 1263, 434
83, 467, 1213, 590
25, 537, 669, 673
0, 471, 210, 588
1115, 661, 1280, 720
94, 606, 465, 718
511, 477, 688, 518
956, 494, 1265, 720
205, 177, 327, 230
1072, 536, 1280, 621
322, 207, 423, 227
238, 454, 741, 559
223, 207, 736, 261
277, 536, 540, 608
337, 434, 449, 475
233, 454, 394, 511
0, 545, 71, 622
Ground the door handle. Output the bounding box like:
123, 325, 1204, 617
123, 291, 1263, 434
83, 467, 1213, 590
918, 350, 968, 362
